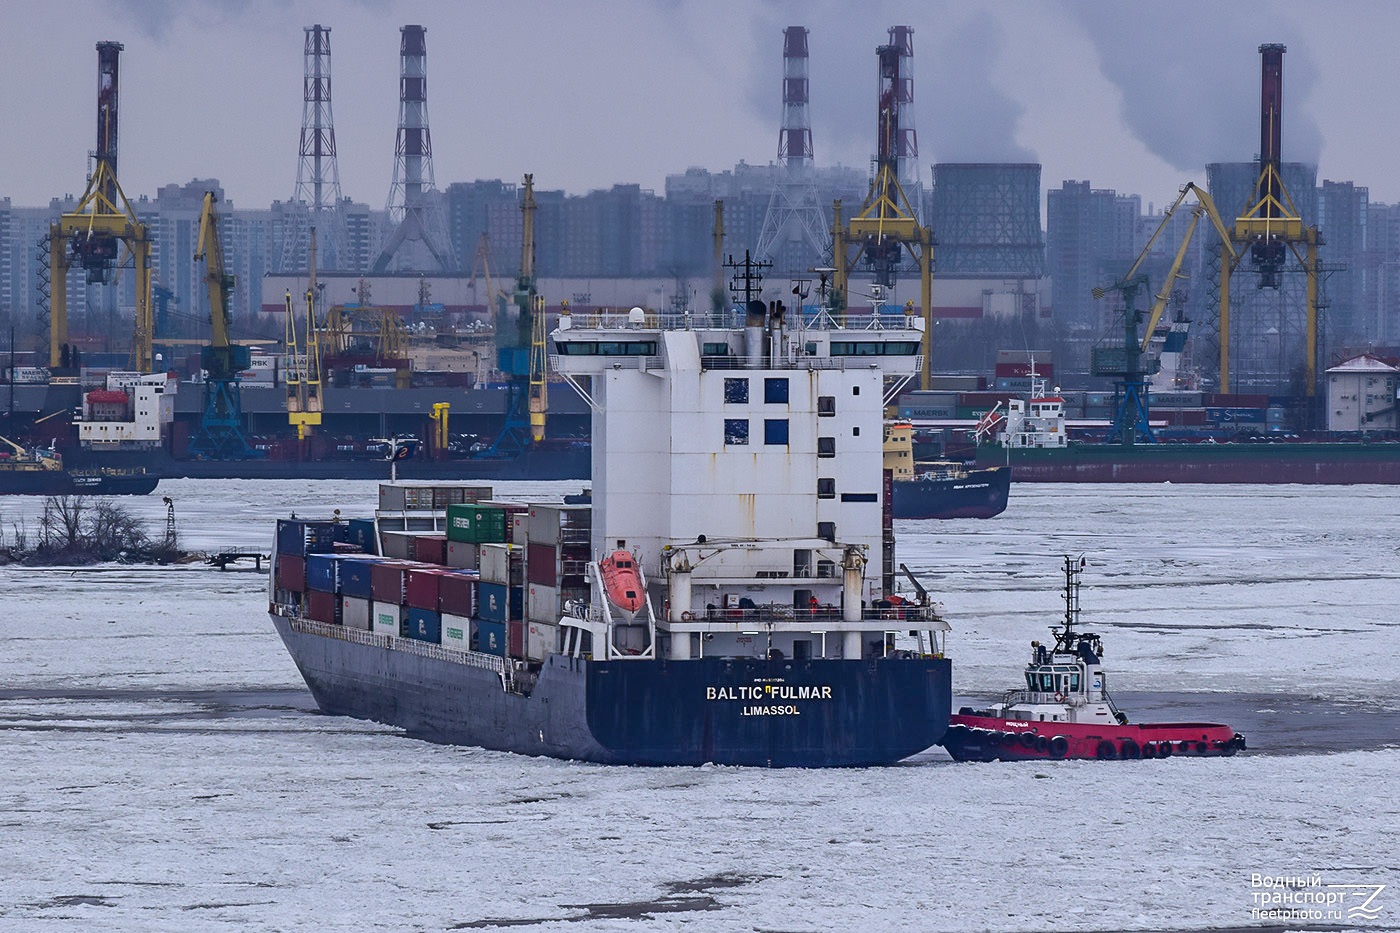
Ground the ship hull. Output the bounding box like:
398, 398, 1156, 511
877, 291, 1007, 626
0, 469, 159, 496
941, 713, 1243, 761
272, 615, 952, 767
892, 465, 1010, 519
975, 442, 1400, 484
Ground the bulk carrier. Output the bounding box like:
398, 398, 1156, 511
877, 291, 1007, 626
268, 302, 953, 767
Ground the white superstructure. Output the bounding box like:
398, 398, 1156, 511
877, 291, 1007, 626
77, 372, 177, 449
552, 302, 945, 663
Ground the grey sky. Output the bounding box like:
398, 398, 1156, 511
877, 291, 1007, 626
2, 0, 1397, 211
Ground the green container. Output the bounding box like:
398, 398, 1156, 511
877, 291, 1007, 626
446, 504, 509, 543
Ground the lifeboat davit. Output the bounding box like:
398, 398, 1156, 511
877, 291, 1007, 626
599, 550, 645, 615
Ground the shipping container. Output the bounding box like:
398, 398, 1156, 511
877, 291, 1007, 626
445, 504, 509, 543
525, 621, 559, 662
479, 543, 524, 586
345, 518, 378, 554
370, 561, 410, 604
379, 484, 480, 512
526, 542, 558, 587
413, 535, 447, 566
403, 607, 442, 644
510, 511, 528, 544
342, 596, 372, 631
526, 582, 559, 623
305, 553, 343, 593
476, 581, 522, 622
338, 558, 384, 600
405, 567, 446, 611
445, 540, 479, 570
276, 519, 338, 557
508, 619, 524, 658
306, 589, 341, 625
275, 554, 306, 592
441, 612, 471, 651
473, 619, 506, 656
439, 571, 479, 617
373, 604, 403, 638
379, 530, 416, 560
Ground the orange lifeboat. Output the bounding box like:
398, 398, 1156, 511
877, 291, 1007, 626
599, 550, 645, 615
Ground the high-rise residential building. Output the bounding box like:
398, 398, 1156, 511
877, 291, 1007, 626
1046, 180, 1141, 336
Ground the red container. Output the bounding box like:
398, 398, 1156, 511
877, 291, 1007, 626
405, 567, 446, 611
306, 589, 340, 624
414, 535, 447, 566
508, 619, 524, 658
439, 571, 478, 617
526, 542, 558, 586
276, 554, 306, 592
370, 561, 409, 605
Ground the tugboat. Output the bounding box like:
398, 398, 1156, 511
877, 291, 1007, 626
941, 556, 1245, 761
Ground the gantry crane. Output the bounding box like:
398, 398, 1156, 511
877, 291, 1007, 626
482, 174, 546, 456
188, 192, 257, 459
832, 29, 934, 388
1218, 43, 1321, 397
1093, 183, 1240, 445
49, 41, 154, 373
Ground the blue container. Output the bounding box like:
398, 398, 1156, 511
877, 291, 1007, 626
474, 619, 506, 656
338, 557, 382, 600
276, 519, 337, 557
346, 519, 378, 555
403, 606, 442, 644
305, 554, 341, 593
476, 582, 521, 623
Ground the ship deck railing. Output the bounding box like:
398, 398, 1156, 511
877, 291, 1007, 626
560, 309, 922, 333
278, 609, 510, 680
549, 353, 924, 374
629, 604, 945, 630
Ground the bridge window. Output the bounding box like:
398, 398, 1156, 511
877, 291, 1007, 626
817, 436, 836, 458
817, 395, 835, 416
829, 341, 921, 356
817, 478, 835, 499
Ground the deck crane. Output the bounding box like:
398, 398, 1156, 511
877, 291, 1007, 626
49, 42, 154, 373
1093, 183, 1240, 446
188, 192, 258, 459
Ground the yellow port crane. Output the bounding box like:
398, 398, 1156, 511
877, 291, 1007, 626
1092, 183, 1241, 446
49, 41, 154, 373
832, 32, 934, 387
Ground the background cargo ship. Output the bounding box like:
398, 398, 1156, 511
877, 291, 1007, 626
268, 302, 953, 766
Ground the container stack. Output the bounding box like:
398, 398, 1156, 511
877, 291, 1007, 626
523, 505, 591, 662
273, 491, 588, 666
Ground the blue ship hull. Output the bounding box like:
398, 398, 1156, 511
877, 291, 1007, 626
272, 616, 951, 767
892, 465, 1010, 519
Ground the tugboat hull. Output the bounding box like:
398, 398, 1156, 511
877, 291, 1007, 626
941, 712, 1244, 761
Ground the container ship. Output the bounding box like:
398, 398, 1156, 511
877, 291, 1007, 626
267, 302, 953, 767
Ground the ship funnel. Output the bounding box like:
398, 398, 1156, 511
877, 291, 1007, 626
745, 298, 766, 368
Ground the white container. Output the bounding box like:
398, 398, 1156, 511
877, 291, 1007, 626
527, 505, 591, 547
373, 604, 403, 638
526, 582, 559, 623
379, 530, 415, 560
479, 542, 522, 586
445, 540, 479, 570
441, 612, 471, 652
526, 621, 559, 661
342, 596, 372, 631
